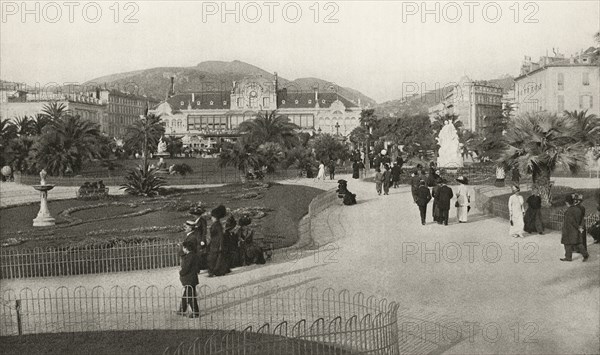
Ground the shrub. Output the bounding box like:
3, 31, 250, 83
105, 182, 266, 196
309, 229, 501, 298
171, 163, 193, 176
120, 167, 167, 197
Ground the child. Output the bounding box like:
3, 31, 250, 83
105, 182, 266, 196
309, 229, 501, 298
177, 240, 200, 318
374, 168, 383, 195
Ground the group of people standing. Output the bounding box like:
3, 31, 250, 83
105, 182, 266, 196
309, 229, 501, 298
178, 205, 266, 318
507, 186, 545, 238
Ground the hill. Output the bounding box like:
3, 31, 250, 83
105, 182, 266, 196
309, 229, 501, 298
83, 60, 376, 106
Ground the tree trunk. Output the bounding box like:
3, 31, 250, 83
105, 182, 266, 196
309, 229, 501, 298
533, 166, 552, 207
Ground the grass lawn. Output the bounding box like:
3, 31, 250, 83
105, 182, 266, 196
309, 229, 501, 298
0, 183, 322, 250
0, 330, 351, 355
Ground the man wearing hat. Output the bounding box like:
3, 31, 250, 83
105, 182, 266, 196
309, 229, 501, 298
561, 194, 589, 262
177, 240, 200, 318
435, 179, 454, 225
573, 193, 588, 253
207, 205, 231, 276
415, 180, 432, 225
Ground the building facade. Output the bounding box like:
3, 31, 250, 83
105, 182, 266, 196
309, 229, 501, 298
1, 90, 107, 131
151, 75, 362, 151
99, 90, 161, 138
514, 48, 599, 116
428, 76, 503, 131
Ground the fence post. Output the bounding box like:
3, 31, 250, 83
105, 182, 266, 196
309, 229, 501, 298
15, 299, 22, 335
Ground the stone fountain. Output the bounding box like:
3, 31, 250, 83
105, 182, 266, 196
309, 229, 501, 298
32, 169, 55, 227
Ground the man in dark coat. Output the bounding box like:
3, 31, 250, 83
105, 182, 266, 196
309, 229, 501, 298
415, 181, 432, 225
382, 164, 392, 195
435, 179, 454, 225
391, 162, 401, 188
410, 171, 422, 202
177, 240, 200, 318
561, 194, 589, 262
328, 160, 336, 180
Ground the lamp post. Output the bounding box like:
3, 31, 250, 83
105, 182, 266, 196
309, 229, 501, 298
335, 122, 340, 136
140, 114, 148, 174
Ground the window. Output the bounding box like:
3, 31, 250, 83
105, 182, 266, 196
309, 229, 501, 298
580, 95, 593, 109
557, 73, 564, 91
557, 95, 564, 112
263, 97, 270, 107
583, 72, 590, 86
237, 98, 243, 107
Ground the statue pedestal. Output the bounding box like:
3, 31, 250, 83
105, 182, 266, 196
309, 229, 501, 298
32, 185, 55, 227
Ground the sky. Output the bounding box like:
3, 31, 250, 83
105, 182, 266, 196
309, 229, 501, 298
1, 0, 598, 103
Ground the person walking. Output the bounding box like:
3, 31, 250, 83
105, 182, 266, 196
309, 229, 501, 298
382, 164, 392, 195
177, 240, 201, 318
207, 205, 230, 277
410, 170, 421, 202
524, 188, 544, 234
391, 162, 401, 188
508, 185, 525, 238
455, 176, 471, 223
431, 179, 441, 223
374, 168, 383, 195
436, 179, 453, 225
352, 160, 360, 179
328, 160, 336, 180
561, 194, 589, 262
573, 193, 588, 253
415, 181, 432, 225
315, 161, 325, 182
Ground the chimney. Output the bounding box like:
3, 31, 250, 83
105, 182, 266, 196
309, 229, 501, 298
313, 86, 318, 102
96, 87, 100, 99
192, 92, 195, 103
169, 77, 175, 97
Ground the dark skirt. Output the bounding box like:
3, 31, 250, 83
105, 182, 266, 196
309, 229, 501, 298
240, 242, 266, 265
524, 208, 544, 233
432, 199, 440, 222
207, 252, 231, 276
352, 168, 360, 179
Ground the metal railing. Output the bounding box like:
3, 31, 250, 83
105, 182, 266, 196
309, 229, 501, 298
0, 240, 181, 279
488, 199, 599, 231
1, 284, 400, 354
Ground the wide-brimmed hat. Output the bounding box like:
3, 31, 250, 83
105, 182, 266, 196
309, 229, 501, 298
238, 215, 251, 226
211, 205, 227, 219
189, 205, 206, 216
337, 179, 347, 184
185, 220, 197, 227
456, 176, 469, 184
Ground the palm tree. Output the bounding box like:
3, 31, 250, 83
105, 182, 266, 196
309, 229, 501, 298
564, 110, 600, 148
34, 114, 103, 176
123, 114, 165, 158
499, 112, 587, 207
30, 114, 52, 136
238, 111, 299, 149
12, 116, 34, 136
5, 136, 36, 174
219, 142, 259, 174
41, 102, 69, 121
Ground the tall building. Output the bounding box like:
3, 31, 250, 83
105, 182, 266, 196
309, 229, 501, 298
514, 47, 599, 116
97, 89, 161, 138
151, 74, 362, 151
1, 89, 107, 131
428, 76, 503, 131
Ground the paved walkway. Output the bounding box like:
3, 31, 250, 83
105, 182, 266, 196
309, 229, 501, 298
1, 176, 599, 353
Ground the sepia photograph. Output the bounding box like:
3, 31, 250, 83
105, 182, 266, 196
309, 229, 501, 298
0, 0, 599, 354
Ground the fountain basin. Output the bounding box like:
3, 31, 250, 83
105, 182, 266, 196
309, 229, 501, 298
33, 184, 55, 192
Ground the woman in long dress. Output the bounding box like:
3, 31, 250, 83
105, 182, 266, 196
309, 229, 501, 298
315, 161, 325, 181
352, 161, 360, 179
508, 186, 525, 238
455, 176, 470, 223
524, 188, 544, 234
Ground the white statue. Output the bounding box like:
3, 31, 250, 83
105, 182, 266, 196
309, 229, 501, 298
437, 120, 463, 168
40, 169, 47, 185
157, 137, 167, 153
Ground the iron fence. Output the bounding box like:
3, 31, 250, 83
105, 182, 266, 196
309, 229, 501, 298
488, 199, 599, 231
0, 284, 400, 354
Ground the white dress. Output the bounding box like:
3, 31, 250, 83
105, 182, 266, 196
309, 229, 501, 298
456, 184, 470, 222
508, 194, 525, 237
316, 164, 325, 180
